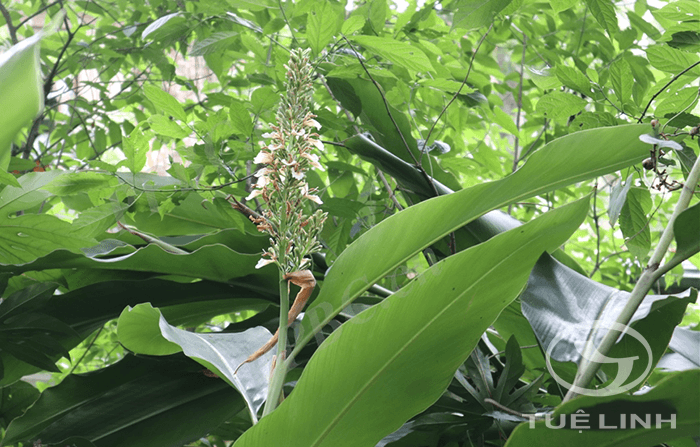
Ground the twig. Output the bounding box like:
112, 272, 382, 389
377, 170, 403, 211
512, 29, 526, 173
565, 139, 700, 401
423, 25, 493, 154
0, 0, 18, 44
114, 172, 254, 193
68, 326, 104, 375
638, 61, 700, 123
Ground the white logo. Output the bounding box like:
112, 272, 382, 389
545, 321, 653, 396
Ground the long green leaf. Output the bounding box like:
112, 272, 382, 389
0, 32, 44, 175
117, 303, 274, 421
295, 124, 650, 354
233, 196, 590, 447
504, 369, 700, 446
0, 241, 265, 283
0, 214, 97, 264
2, 355, 244, 446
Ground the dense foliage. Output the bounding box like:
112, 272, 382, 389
0, 0, 699, 445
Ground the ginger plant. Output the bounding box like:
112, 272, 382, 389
232, 48, 327, 415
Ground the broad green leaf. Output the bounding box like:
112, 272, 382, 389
555, 65, 593, 95
584, 0, 619, 35
307, 2, 340, 55
118, 303, 274, 421
549, 0, 577, 13
667, 327, 700, 368
528, 67, 562, 91
148, 115, 191, 139
190, 31, 239, 56
492, 106, 520, 136
125, 194, 247, 235
536, 91, 587, 122
609, 59, 633, 106
522, 255, 695, 373
141, 12, 187, 41
43, 172, 116, 196
0, 214, 96, 265
3, 355, 245, 447
654, 87, 699, 117
608, 173, 633, 226
504, 370, 700, 446
229, 100, 254, 136
619, 187, 651, 260
0, 241, 262, 283
326, 77, 462, 192
70, 201, 130, 238
646, 45, 700, 76
669, 201, 700, 266
296, 124, 650, 359
0, 277, 275, 387
452, 0, 514, 30
0, 32, 43, 171
667, 31, 700, 53
350, 36, 434, 74
143, 85, 187, 121
341, 15, 365, 35
233, 197, 590, 447
0, 171, 63, 215
120, 126, 148, 174
656, 0, 700, 22
603, 293, 695, 389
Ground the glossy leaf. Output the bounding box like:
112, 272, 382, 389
118, 303, 274, 420
0, 213, 96, 264
296, 124, 650, 352
583, 0, 619, 35
233, 196, 590, 447
3, 355, 244, 446
350, 36, 434, 74
452, 0, 514, 30
504, 370, 700, 446
0, 32, 43, 171
669, 201, 700, 265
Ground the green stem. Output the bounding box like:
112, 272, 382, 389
564, 146, 700, 402
263, 268, 290, 415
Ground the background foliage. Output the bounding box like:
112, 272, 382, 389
0, 0, 698, 446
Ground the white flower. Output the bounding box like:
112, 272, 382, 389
245, 188, 263, 201
304, 117, 322, 130
254, 174, 271, 187
305, 193, 323, 205
292, 169, 305, 181
291, 128, 306, 137
253, 151, 273, 164
254, 167, 273, 178
301, 152, 324, 171
307, 138, 324, 151
255, 258, 275, 269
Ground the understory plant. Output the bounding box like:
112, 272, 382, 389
0, 1, 698, 446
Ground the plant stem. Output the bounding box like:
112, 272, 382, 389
564, 147, 700, 402
263, 266, 290, 416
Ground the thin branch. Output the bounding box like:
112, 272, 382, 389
114, 173, 254, 193
17, 0, 62, 28
377, 169, 403, 211
0, 0, 18, 44
68, 326, 104, 375
511, 30, 526, 174
423, 25, 493, 151
340, 35, 423, 169
638, 61, 700, 123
